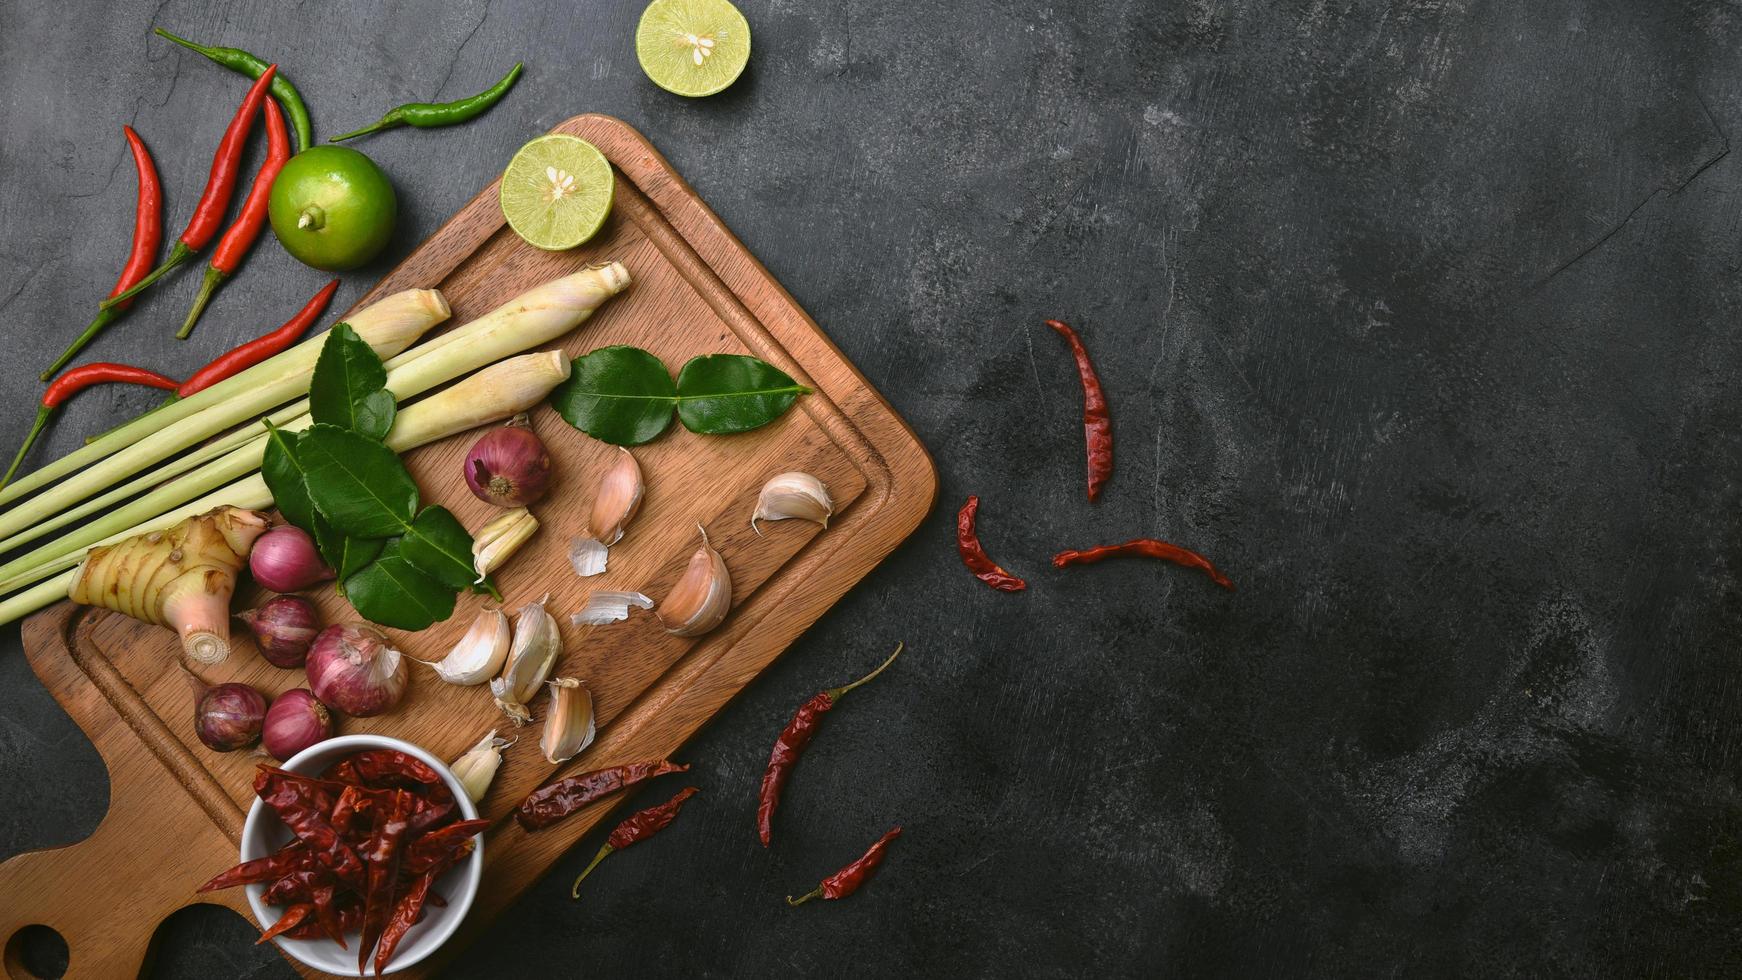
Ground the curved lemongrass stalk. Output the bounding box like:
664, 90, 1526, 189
66, 507, 269, 663
0, 288, 449, 523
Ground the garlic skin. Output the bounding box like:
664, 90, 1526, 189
540, 677, 597, 765
490, 594, 561, 726
424, 608, 511, 686
450, 729, 513, 804
474, 508, 539, 583
658, 526, 732, 637
751, 472, 833, 535
569, 448, 644, 577
571, 590, 654, 626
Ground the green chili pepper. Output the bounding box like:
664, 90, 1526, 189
153, 28, 314, 152
329, 63, 523, 142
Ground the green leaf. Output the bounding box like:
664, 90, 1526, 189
298, 424, 419, 538
344, 539, 456, 631
400, 506, 497, 598
309, 323, 396, 439
314, 515, 384, 584
675, 354, 810, 435
550, 345, 677, 446
261, 423, 316, 531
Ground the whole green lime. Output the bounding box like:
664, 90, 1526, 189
269, 146, 397, 271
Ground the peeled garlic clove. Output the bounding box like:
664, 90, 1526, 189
540, 677, 597, 764
423, 608, 511, 686
752, 472, 834, 535
474, 508, 539, 583
451, 729, 513, 803
570, 590, 654, 626
492, 594, 561, 726
658, 526, 732, 637
569, 448, 644, 578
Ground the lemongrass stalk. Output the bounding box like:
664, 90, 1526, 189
0, 351, 577, 603
0, 573, 76, 627
0, 289, 449, 518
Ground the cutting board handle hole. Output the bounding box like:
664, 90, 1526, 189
3, 925, 66, 979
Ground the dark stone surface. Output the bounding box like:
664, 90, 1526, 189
5, 0, 1742, 976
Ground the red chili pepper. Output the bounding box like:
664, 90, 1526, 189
197, 840, 308, 893
357, 789, 413, 975
0, 362, 180, 493
571, 787, 700, 899
254, 767, 366, 889
177, 97, 292, 340
956, 495, 1027, 592
401, 819, 489, 876
177, 279, 338, 397
40, 126, 163, 381
758, 643, 903, 847
372, 871, 436, 972
1052, 538, 1235, 590
101, 65, 278, 311
255, 903, 314, 945
516, 760, 691, 831
1045, 319, 1113, 501
787, 826, 903, 907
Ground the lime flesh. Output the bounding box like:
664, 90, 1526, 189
499, 135, 615, 251
636, 0, 751, 98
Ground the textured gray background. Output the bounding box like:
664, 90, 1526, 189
4, 0, 1742, 976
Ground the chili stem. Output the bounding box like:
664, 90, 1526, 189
570, 844, 614, 899
826, 641, 904, 700
786, 886, 824, 907
102, 241, 193, 309
178, 268, 227, 340
0, 408, 55, 494
41, 309, 121, 382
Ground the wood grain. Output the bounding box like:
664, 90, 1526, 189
0, 115, 935, 980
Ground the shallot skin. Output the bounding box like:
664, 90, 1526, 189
249, 525, 335, 593
464, 422, 552, 508
195, 682, 267, 751
263, 688, 333, 760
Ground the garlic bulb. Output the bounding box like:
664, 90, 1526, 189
474, 508, 539, 583
569, 448, 644, 577
422, 608, 511, 685
752, 472, 833, 534
450, 729, 513, 803
490, 594, 561, 726
571, 590, 654, 626
540, 677, 597, 764
658, 526, 732, 637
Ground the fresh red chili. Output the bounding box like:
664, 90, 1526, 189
570, 787, 701, 899
516, 760, 691, 831
0, 363, 180, 492
177, 97, 292, 340
178, 279, 337, 397
956, 495, 1027, 592
1046, 319, 1113, 502
758, 642, 903, 847
40, 126, 163, 381
787, 826, 903, 907
1052, 538, 1235, 590
102, 65, 278, 310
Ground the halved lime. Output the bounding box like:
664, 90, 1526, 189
499, 135, 615, 250
636, 0, 751, 98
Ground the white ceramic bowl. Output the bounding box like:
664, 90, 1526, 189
240, 734, 484, 976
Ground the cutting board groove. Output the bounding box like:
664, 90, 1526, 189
0, 114, 934, 979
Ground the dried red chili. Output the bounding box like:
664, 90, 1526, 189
1045, 319, 1113, 501
197, 840, 308, 892
254, 768, 365, 888
401, 818, 490, 876
956, 495, 1027, 592
372, 871, 437, 972
1052, 538, 1235, 591
758, 643, 903, 847
787, 826, 903, 907
177, 97, 292, 340
570, 787, 701, 899
516, 760, 691, 831
357, 789, 413, 974
103, 66, 278, 310
177, 279, 338, 397
41, 125, 163, 381
255, 903, 314, 944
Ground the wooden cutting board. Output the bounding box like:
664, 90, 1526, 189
0, 114, 935, 979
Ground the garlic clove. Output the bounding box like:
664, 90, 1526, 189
425, 608, 512, 686
539, 677, 597, 765
474, 508, 539, 583
450, 729, 513, 804
492, 594, 561, 726
751, 472, 834, 535
657, 526, 733, 637
570, 590, 654, 626
570, 448, 644, 578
